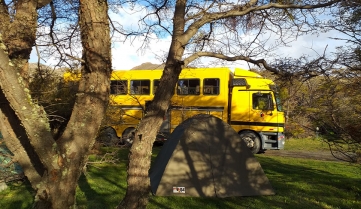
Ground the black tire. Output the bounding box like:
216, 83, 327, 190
122, 127, 136, 145
239, 131, 261, 154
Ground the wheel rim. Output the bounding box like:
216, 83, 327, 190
123, 128, 136, 144
243, 136, 255, 148
125, 132, 135, 144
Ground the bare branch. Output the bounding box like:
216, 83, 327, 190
183, 51, 280, 73
182, 1, 342, 44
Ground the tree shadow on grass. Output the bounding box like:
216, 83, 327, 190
77, 163, 128, 208
77, 173, 106, 209
77, 174, 104, 208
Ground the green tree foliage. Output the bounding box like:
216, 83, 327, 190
257, 61, 361, 163
303, 0, 361, 162
271, 72, 361, 162
310, 73, 361, 162
28, 67, 78, 139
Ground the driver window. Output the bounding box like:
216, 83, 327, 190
252, 92, 274, 110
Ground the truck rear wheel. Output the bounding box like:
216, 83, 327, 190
239, 131, 261, 154
97, 126, 122, 146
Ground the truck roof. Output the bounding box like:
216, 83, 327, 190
234, 68, 263, 78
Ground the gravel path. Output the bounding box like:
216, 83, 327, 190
262, 150, 351, 162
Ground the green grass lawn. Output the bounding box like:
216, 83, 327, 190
1, 140, 360, 209
283, 137, 331, 151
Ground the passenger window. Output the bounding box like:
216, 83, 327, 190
110, 80, 127, 95
252, 92, 274, 110
130, 80, 150, 95
177, 79, 200, 95
153, 79, 160, 95
203, 78, 220, 95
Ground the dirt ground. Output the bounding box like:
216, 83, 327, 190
262, 150, 352, 162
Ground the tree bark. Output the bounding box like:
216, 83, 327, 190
0, 0, 111, 208
118, 1, 187, 208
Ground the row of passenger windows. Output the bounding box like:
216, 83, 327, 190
110, 78, 220, 95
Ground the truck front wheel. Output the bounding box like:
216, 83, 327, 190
239, 131, 261, 154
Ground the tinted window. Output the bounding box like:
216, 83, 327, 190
130, 80, 150, 95
274, 92, 283, 111
203, 78, 220, 95
110, 80, 127, 95
177, 79, 200, 95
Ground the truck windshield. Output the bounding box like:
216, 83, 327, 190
274, 92, 283, 112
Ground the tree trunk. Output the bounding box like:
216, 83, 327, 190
118, 1, 187, 208
117, 66, 183, 209
0, 0, 111, 208
33, 0, 112, 208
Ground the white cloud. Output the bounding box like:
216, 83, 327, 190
111, 35, 171, 70
275, 31, 345, 59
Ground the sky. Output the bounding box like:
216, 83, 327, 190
112, 31, 344, 70
29, 31, 342, 70
29, 4, 346, 71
